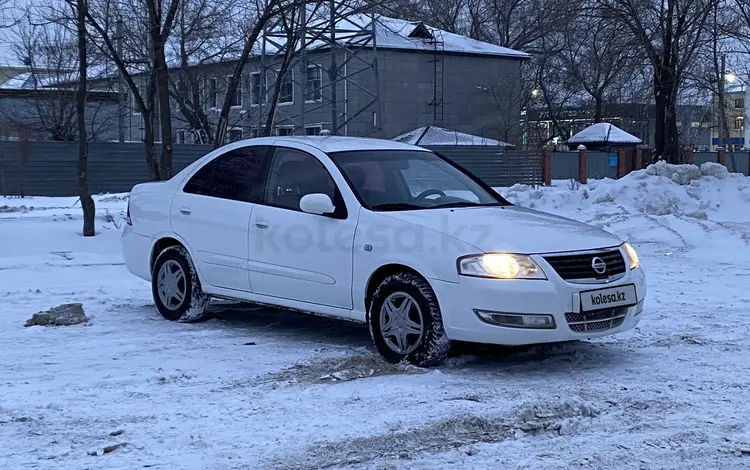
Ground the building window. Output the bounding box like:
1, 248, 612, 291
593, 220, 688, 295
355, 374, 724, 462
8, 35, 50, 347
735, 117, 744, 130
251, 72, 265, 106
735, 98, 745, 109
176, 129, 186, 144
276, 126, 294, 136
227, 128, 243, 142
226, 76, 242, 108
305, 65, 322, 102
305, 125, 322, 136
205, 78, 217, 109
278, 69, 294, 105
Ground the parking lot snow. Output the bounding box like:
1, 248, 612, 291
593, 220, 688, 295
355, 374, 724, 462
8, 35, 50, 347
2, 162, 750, 469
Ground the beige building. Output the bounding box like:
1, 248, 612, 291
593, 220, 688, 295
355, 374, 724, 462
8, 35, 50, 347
711, 84, 745, 150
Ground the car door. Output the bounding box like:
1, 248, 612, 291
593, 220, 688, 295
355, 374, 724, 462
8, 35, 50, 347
170, 145, 272, 292
247, 146, 356, 309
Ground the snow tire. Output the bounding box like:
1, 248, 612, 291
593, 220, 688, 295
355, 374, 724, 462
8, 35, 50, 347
368, 272, 451, 367
151, 245, 210, 322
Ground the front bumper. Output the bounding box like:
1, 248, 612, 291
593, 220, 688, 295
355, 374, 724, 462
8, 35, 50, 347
434, 265, 647, 346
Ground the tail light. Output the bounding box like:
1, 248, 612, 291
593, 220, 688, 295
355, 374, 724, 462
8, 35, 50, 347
126, 202, 133, 226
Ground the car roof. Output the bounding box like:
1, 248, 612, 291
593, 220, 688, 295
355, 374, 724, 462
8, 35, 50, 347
232, 136, 432, 153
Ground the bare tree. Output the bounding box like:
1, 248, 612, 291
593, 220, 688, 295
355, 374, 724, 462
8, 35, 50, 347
559, 12, 640, 122
73, 0, 95, 236
243, 0, 389, 141
82, 0, 184, 180
213, 0, 283, 146
169, 0, 243, 144
599, 0, 716, 163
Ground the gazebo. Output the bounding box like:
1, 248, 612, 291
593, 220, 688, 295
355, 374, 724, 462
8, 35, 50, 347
566, 123, 642, 151
393, 126, 513, 147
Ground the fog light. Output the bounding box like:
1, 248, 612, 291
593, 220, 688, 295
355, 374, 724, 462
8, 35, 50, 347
474, 310, 556, 329
635, 299, 645, 316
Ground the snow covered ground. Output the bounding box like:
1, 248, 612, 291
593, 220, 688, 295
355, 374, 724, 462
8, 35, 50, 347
2, 162, 750, 469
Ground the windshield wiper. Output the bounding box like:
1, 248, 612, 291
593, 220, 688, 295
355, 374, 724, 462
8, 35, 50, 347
371, 203, 426, 211
430, 201, 505, 209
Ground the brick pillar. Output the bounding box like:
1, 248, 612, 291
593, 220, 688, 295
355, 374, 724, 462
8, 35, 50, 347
635, 148, 643, 170
718, 147, 726, 166
577, 146, 588, 184
543, 148, 552, 186
617, 150, 626, 179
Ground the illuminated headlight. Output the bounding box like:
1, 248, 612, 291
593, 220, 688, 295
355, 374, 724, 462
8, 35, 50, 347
458, 253, 547, 280
621, 242, 640, 270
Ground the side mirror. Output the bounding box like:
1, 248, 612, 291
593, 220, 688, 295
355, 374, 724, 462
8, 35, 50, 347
299, 193, 335, 215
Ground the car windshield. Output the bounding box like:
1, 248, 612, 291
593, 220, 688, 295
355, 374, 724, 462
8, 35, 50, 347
329, 150, 510, 211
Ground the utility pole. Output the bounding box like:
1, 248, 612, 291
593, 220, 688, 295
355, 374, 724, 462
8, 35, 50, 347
329, 0, 338, 135
298, 5, 307, 135
116, 18, 125, 143
718, 53, 726, 150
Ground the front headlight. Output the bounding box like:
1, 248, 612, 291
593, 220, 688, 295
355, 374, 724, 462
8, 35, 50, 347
621, 242, 640, 270
458, 253, 547, 280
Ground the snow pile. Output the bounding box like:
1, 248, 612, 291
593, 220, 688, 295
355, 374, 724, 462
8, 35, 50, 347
502, 162, 750, 223
500, 162, 750, 262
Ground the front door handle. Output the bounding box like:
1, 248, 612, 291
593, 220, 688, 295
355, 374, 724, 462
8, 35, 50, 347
255, 219, 270, 230
179, 208, 191, 216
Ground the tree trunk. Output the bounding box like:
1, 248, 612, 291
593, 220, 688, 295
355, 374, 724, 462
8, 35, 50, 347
142, 109, 160, 180
153, 40, 173, 180
594, 97, 603, 123
653, 69, 667, 162
76, 0, 95, 237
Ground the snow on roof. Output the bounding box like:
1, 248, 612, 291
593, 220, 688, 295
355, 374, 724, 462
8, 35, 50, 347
370, 17, 528, 58
162, 12, 528, 68
0, 72, 31, 89
0, 70, 115, 93
567, 123, 642, 145
392, 126, 513, 146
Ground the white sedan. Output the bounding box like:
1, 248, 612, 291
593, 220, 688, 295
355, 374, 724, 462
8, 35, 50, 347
122, 136, 646, 366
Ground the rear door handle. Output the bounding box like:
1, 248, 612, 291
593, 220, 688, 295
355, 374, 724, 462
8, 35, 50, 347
255, 219, 270, 230
179, 208, 191, 216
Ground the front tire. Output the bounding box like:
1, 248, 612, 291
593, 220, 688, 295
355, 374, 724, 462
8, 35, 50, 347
368, 272, 451, 367
151, 245, 210, 322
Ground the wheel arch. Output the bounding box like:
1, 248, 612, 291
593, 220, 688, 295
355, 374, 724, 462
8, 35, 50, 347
364, 263, 430, 317
149, 232, 196, 274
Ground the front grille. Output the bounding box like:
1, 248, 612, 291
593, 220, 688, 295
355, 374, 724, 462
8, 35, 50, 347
543, 249, 626, 281
565, 307, 628, 333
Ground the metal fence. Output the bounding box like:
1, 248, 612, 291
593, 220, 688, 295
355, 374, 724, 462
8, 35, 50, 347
0, 141, 546, 197
549, 151, 618, 180
428, 146, 545, 187
550, 150, 750, 181
0, 141, 213, 197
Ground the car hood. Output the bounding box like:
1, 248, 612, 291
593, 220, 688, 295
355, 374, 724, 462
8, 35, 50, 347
381, 205, 623, 254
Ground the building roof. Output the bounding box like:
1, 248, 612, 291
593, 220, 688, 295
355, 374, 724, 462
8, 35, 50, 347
168, 12, 529, 69
371, 17, 528, 59
392, 126, 512, 146
567, 122, 642, 145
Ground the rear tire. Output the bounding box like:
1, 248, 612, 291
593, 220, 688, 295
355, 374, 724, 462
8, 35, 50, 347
368, 272, 451, 367
151, 245, 210, 322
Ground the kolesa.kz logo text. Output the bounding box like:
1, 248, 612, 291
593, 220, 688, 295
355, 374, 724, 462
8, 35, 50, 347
590, 291, 626, 306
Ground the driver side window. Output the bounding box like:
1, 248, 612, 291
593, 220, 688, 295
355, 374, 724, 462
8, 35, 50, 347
263, 147, 337, 211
